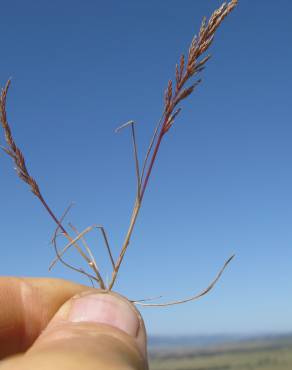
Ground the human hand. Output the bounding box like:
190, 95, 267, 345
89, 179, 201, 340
0, 277, 148, 369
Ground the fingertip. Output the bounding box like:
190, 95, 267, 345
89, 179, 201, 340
29, 290, 148, 369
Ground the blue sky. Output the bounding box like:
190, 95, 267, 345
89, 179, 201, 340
1, 0, 292, 336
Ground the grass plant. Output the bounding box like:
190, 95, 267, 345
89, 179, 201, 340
0, 1, 237, 305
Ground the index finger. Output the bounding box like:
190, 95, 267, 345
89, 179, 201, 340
0, 277, 88, 359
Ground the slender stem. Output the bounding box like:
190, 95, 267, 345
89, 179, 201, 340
109, 198, 141, 290
135, 255, 235, 307
116, 120, 141, 197
131, 123, 141, 197
140, 131, 164, 201
96, 226, 115, 269
39, 194, 67, 235
140, 112, 165, 183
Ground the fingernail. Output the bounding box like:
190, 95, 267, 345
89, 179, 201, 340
68, 292, 140, 337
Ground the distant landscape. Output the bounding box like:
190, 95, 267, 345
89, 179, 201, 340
149, 333, 292, 370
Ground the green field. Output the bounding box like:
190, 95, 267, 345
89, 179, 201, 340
149, 336, 292, 370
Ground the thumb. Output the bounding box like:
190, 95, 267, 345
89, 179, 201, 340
2, 291, 148, 370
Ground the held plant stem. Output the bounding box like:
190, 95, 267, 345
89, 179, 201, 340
0, 80, 106, 289
1, 0, 237, 304
109, 0, 238, 290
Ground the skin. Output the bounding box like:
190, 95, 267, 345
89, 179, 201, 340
0, 277, 148, 370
